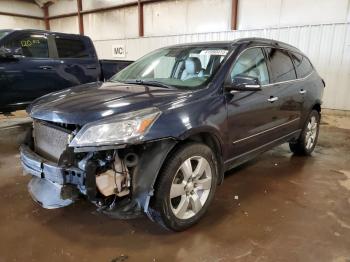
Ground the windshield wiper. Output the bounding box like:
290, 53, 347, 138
124, 79, 174, 89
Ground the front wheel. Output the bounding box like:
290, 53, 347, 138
289, 110, 320, 155
149, 143, 218, 231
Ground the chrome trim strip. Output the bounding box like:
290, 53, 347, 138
245, 84, 261, 88
225, 129, 302, 166
232, 118, 300, 144
261, 71, 313, 87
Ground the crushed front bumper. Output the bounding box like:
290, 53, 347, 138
20, 144, 84, 208
20, 144, 85, 185
20, 138, 178, 219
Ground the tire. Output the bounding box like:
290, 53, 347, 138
148, 142, 218, 231
289, 110, 320, 155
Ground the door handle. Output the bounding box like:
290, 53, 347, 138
299, 89, 307, 94
86, 66, 97, 69
268, 96, 278, 103
39, 66, 53, 70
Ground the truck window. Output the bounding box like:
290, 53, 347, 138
0, 30, 10, 40
55, 36, 89, 58
290, 52, 313, 78
265, 48, 296, 83
4, 33, 48, 58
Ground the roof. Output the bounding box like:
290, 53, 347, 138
165, 37, 301, 53
2, 29, 89, 38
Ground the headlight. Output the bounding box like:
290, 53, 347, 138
70, 108, 161, 147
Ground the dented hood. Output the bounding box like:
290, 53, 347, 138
27, 81, 189, 125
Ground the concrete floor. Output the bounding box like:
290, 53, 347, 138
0, 115, 349, 262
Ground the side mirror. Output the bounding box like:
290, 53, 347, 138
225, 75, 262, 92
0, 47, 14, 59
0, 47, 22, 59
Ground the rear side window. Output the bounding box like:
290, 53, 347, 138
55, 36, 90, 58
4, 33, 48, 58
290, 52, 313, 78
265, 48, 296, 83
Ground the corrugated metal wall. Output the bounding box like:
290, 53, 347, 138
94, 23, 350, 111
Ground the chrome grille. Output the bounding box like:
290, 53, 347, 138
33, 121, 71, 162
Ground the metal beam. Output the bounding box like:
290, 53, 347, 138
48, 12, 78, 20
43, 3, 50, 30
0, 11, 42, 20
46, 0, 168, 20
81, 2, 138, 15
77, 0, 84, 35
138, 0, 144, 37
231, 0, 239, 30
79, 0, 166, 15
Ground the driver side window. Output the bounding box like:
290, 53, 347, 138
230, 48, 269, 85
4, 33, 49, 58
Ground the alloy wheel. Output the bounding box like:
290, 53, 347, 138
169, 156, 212, 220
305, 115, 318, 150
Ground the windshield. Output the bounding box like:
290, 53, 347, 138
111, 45, 231, 89
0, 30, 10, 40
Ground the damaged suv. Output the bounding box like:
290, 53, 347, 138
20, 38, 324, 231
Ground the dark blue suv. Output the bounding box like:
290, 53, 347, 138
20, 38, 324, 231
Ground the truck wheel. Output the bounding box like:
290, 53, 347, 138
289, 110, 320, 155
149, 143, 218, 231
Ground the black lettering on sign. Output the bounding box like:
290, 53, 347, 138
114, 47, 124, 55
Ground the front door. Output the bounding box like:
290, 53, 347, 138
0, 32, 56, 109
225, 47, 280, 158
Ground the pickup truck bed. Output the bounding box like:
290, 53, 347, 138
100, 59, 133, 80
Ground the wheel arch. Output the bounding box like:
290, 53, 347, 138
312, 102, 321, 114
178, 128, 224, 182
154, 129, 225, 190
300, 100, 322, 128
136, 129, 225, 217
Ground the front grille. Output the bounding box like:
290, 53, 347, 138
43, 120, 78, 132
33, 120, 71, 162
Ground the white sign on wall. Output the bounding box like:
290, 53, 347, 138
112, 44, 126, 58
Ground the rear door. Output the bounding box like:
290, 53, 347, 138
289, 51, 314, 109
264, 47, 301, 136
51, 34, 100, 87
0, 31, 57, 108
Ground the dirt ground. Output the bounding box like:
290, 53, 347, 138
0, 114, 349, 262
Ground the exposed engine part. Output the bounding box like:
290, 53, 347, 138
124, 152, 139, 167
78, 152, 94, 170
96, 153, 130, 197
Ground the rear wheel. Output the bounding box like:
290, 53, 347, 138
289, 110, 320, 155
149, 143, 218, 231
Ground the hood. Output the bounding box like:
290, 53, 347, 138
28, 81, 190, 125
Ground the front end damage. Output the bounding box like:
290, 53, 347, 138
20, 119, 176, 219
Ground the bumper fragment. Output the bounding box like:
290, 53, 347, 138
20, 144, 85, 209
28, 177, 74, 209
20, 144, 84, 185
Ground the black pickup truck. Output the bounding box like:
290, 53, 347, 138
0, 29, 132, 112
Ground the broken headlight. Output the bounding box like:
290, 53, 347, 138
70, 107, 161, 147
